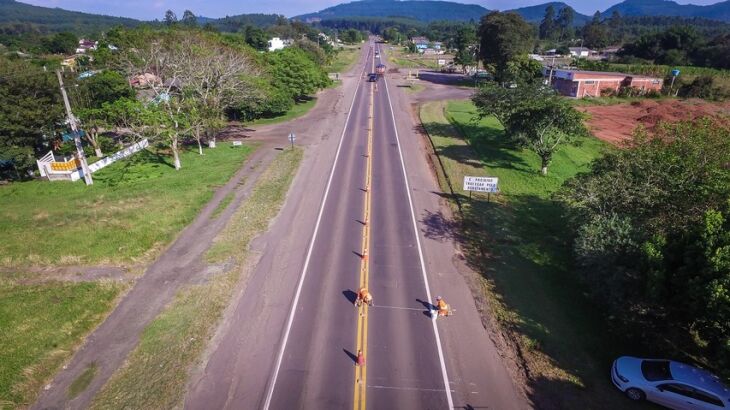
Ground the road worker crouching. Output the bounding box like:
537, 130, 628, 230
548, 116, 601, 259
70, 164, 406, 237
355, 287, 373, 307
436, 296, 450, 317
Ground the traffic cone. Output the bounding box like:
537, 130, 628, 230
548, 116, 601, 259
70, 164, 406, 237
357, 350, 365, 366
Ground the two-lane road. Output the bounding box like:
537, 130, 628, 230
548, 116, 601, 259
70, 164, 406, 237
185, 42, 525, 410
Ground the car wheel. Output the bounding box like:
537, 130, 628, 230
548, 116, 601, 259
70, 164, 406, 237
625, 388, 645, 401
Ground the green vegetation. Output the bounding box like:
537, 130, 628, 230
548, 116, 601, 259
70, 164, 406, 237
250, 98, 317, 126
92, 148, 302, 409
420, 100, 622, 408
68, 363, 98, 399
324, 46, 361, 73
0, 144, 252, 268
472, 83, 587, 175
389, 48, 442, 69
0, 280, 124, 407
1, 25, 333, 180
210, 192, 235, 220
558, 120, 730, 380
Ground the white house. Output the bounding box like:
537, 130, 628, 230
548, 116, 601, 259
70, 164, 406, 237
569, 47, 595, 58
75, 39, 97, 54
268, 37, 286, 52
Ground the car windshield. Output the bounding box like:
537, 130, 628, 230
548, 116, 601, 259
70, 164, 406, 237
642, 360, 673, 381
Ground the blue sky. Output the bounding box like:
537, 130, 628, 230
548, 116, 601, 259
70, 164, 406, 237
21, 0, 723, 20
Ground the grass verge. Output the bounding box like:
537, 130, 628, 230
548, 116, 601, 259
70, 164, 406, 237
421, 100, 641, 409
0, 280, 124, 408
68, 363, 98, 399
0, 143, 252, 269
250, 98, 317, 126
210, 192, 234, 220
325, 45, 361, 74
90, 148, 303, 409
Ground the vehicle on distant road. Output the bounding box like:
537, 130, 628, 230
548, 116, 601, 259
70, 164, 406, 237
375, 64, 386, 76
367, 73, 378, 82
611, 356, 730, 409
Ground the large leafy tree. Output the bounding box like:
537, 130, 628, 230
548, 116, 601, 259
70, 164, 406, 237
558, 120, 730, 376
0, 57, 63, 178
539, 5, 556, 40
477, 12, 534, 82
582, 12, 610, 49
473, 83, 585, 175
266, 47, 330, 101
42, 31, 77, 54
452, 25, 477, 71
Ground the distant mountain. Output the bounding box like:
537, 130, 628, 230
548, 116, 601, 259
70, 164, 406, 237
602, 0, 730, 21
296, 0, 490, 22
0, 0, 139, 33
507, 2, 590, 25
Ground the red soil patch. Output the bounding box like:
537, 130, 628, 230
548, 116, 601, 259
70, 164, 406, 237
579, 99, 730, 145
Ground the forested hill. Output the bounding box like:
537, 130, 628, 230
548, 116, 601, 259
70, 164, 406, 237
0, 0, 140, 33
507, 2, 590, 25
602, 0, 730, 21
295, 0, 490, 22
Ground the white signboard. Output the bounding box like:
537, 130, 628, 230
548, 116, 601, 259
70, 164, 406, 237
88, 139, 149, 173
232, 141, 243, 146
288, 132, 296, 142
463, 176, 499, 193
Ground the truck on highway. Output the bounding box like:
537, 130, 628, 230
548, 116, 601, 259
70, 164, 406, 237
375, 64, 386, 76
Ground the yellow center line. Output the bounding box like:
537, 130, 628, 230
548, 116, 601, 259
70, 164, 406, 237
353, 46, 377, 410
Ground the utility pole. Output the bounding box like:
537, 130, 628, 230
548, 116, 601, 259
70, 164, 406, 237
56, 70, 93, 185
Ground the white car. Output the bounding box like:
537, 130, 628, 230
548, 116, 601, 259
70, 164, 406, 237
612, 356, 730, 409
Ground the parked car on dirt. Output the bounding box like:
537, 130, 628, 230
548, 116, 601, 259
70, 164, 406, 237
611, 356, 730, 409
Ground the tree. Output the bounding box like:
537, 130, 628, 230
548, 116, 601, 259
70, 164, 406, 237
266, 47, 330, 101
75, 70, 135, 109
295, 38, 328, 66
0, 56, 63, 179
452, 25, 476, 71
582, 12, 610, 49
42, 31, 77, 54
164, 10, 177, 26
243, 25, 268, 51
477, 12, 535, 82
557, 7, 574, 41
181, 10, 197, 27
558, 120, 730, 376
539, 5, 556, 40
120, 32, 259, 169
506, 95, 586, 175
472, 83, 585, 175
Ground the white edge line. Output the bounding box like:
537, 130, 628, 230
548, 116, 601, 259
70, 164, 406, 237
262, 48, 370, 410
381, 47, 455, 410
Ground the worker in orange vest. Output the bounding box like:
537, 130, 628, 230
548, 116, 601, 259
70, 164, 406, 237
436, 296, 449, 317
356, 287, 373, 307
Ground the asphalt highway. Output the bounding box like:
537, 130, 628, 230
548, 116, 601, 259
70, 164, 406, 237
185, 42, 525, 410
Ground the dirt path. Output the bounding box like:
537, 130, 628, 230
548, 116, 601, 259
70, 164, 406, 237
32, 72, 355, 409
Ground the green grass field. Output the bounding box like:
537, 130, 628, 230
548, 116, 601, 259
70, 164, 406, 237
91, 148, 303, 409
421, 100, 641, 408
0, 143, 252, 268
250, 98, 317, 126
325, 46, 361, 74
0, 280, 124, 407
